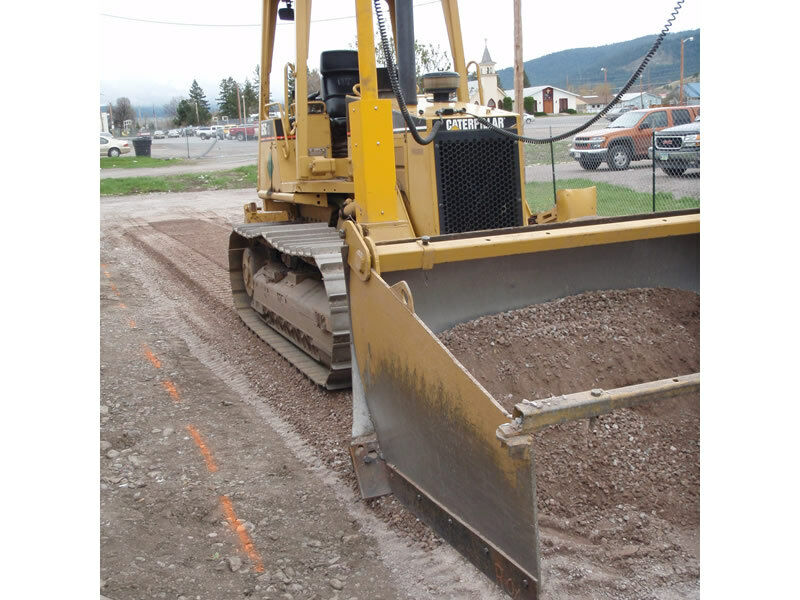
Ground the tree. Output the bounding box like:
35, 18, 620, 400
188, 80, 212, 124
242, 78, 258, 116
113, 97, 135, 129
163, 96, 183, 121
174, 99, 196, 126
502, 96, 513, 111
363, 36, 452, 87
523, 96, 534, 114
523, 70, 531, 88
217, 77, 240, 120
286, 68, 321, 106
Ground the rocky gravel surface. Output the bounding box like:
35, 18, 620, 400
101, 189, 700, 599
440, 288, 700, 599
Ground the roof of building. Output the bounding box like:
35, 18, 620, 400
683, 82, 700, 98
620, 92, 660, 101
522, 85, 582, 99
480, 43, 494, 65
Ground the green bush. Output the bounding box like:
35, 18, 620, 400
502, 96, 513, 111
566, 108, 577, 114
523, 96, 535, 115
534, 111, 547, 117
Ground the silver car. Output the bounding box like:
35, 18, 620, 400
100, 134, 131, 157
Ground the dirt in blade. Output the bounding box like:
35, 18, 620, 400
439, 288, 700, 600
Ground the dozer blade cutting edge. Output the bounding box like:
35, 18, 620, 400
344, 212, 700, 598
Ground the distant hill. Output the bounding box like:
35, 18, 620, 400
496, 29, 699, 93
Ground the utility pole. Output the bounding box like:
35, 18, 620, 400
600, 67, 608, 104
236, 84, 243, 125
680, 37, 694, 105
152, 104, 156, 129
242, 95, 248, 140
195, 101, 200, 125
513, 0, 523, 118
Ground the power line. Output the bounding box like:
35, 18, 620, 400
100, 1, 440, 28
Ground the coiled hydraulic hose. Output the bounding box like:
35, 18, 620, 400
375, 0, 685, 145
466, 0, 686, 144
374, 0, 442, 145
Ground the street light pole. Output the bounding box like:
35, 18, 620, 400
600, 67, 608, 103
680, 37, 694, 105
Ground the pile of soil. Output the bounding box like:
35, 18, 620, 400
439, 288, 700, 598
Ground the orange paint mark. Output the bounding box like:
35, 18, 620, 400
110, 283, 118, 292
186, 424, 218, 473
103, 270, 111, 279
118, 302, 127, 309
220, 495, 264, 573
161, 380, 180, 402
129, 320, 136, 329
142, 345, 162, 369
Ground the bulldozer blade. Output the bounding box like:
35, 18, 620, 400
346, 218, 699, 598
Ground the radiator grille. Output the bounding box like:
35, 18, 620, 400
434, 129, 523, 234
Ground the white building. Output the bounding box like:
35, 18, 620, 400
467, 43, 506, 108
618, 92, 662, 109
577, 95, 603, 113
517, 85, 583, 114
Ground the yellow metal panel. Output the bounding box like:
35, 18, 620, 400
295, 0, 312, 177
374, 214, 700, 272
350, 101, 398, 223
556, 186, 597, 221
355, 0, 378, 100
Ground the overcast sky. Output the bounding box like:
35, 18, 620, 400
100, 0, 700, 107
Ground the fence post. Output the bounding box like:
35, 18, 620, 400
651, 130, 656, 212
550, 126, 556, 205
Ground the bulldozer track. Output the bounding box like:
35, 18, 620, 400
230, 222, 351, 390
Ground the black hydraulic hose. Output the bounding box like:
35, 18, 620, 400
374, 0, 442, 145
465, 0, 686, 144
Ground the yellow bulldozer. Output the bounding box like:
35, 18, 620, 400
228, 1, 699, 597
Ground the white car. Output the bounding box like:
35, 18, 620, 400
523, 115, 535, 124
100, 134, 131, 158
196, 126, 224, 140
167, 129, 181, 138
153, 130, 166, 139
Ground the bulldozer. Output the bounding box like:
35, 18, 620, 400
228, 1, 699, 597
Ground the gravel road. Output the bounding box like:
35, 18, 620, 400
101, 188, 699, 599
101, 138, 257, 179
100, 189, 507, 600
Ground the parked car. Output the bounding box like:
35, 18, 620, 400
648, 115, 700, 177
153, 130, 166, 139
523, 114, 535, 124
182, 126, 195, 137
137, 129, 152, 138
570, 105, 700, 171
196, 125, 225, 140
100, 134, 131, 158
167, 129, 181, 138
228, 123, 258, 140
604, 105, 633, 122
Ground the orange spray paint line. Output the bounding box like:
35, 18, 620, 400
161, 380, 180, 402
142, 345, 161, 369
118, 302, 127, 309
129, 320, 136, 329
220, 495, 264, 573
186, 424, 218, 473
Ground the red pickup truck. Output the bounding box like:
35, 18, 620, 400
227, 124, 257, 141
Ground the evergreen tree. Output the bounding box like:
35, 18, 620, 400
216, 77, 240, 120
188, 80, 212, 124
523, 70, 531, 88
242, 78, 258, 117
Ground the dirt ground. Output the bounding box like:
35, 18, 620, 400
439, 289, 700, 599
101, 189, 699, 599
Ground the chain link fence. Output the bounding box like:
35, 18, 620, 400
523, 110, 700, 219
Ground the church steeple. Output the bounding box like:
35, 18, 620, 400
480, 39, 495, 75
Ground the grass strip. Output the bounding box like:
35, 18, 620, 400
100, 156, 188, 169
100, 165, 257, 196
524, 139, 573, 165
525, 178, 700, 216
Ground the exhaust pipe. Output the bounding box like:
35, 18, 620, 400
395, 0, 417, 106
